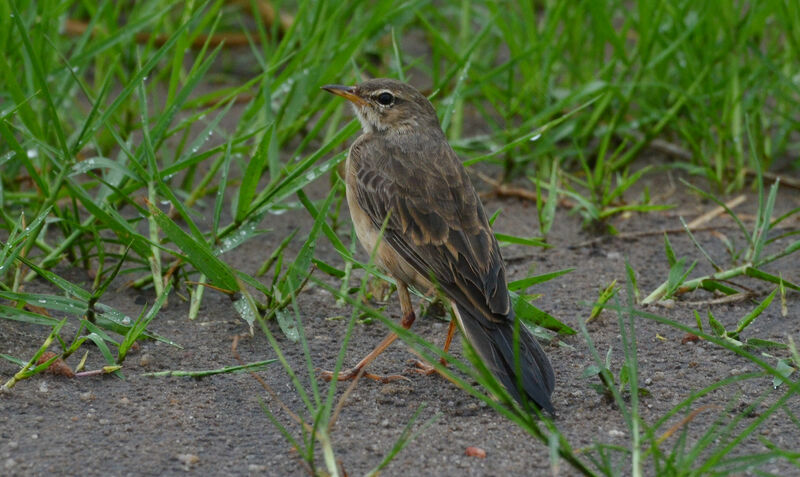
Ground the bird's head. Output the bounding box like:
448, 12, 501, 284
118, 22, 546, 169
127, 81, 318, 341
322, 78, 440, 135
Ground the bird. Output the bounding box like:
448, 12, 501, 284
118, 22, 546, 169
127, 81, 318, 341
321, 78, 555, 413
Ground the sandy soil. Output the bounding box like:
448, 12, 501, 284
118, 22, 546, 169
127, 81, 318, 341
1, 169, 799, 476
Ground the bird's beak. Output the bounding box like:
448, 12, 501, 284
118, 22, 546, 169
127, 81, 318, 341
321, 84, 367, 106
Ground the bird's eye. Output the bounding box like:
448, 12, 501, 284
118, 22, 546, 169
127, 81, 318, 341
376, 92, 394, 106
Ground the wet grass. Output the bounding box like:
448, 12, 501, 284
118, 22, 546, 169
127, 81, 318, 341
1, 1, 799, 475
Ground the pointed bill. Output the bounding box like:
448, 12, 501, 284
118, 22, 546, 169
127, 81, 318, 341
322, 84, 367, 106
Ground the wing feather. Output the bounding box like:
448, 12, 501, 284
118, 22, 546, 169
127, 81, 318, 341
350, 133, 555, 412
350, 135, 509, 321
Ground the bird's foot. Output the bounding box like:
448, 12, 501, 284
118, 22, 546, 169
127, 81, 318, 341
406, 359, 448, 376
320, 367, 411, 383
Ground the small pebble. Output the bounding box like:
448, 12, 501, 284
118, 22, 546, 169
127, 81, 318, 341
176, 454, 199, 468
465, 446, 486, 458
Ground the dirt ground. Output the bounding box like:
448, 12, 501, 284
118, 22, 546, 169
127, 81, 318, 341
1, 165, 799, 476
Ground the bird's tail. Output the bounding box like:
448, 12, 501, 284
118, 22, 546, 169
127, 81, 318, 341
455, 305, 555, 414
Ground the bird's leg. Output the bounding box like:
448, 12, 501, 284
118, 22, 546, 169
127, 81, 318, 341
320, 282, 417, 383
409, 317, 456, 375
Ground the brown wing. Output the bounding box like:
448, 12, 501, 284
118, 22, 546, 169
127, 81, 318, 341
350, 134, 510, 323
351, 133, 555, 412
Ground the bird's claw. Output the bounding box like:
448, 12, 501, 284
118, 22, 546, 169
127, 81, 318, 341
405, 359, 447, 376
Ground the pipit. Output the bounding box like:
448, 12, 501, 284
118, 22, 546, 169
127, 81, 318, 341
321, 78, 555, 413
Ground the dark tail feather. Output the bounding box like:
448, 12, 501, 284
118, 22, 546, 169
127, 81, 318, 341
457, 305, 555, 414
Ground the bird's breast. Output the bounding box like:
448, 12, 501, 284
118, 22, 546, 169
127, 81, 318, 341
344, 154, 379, 258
